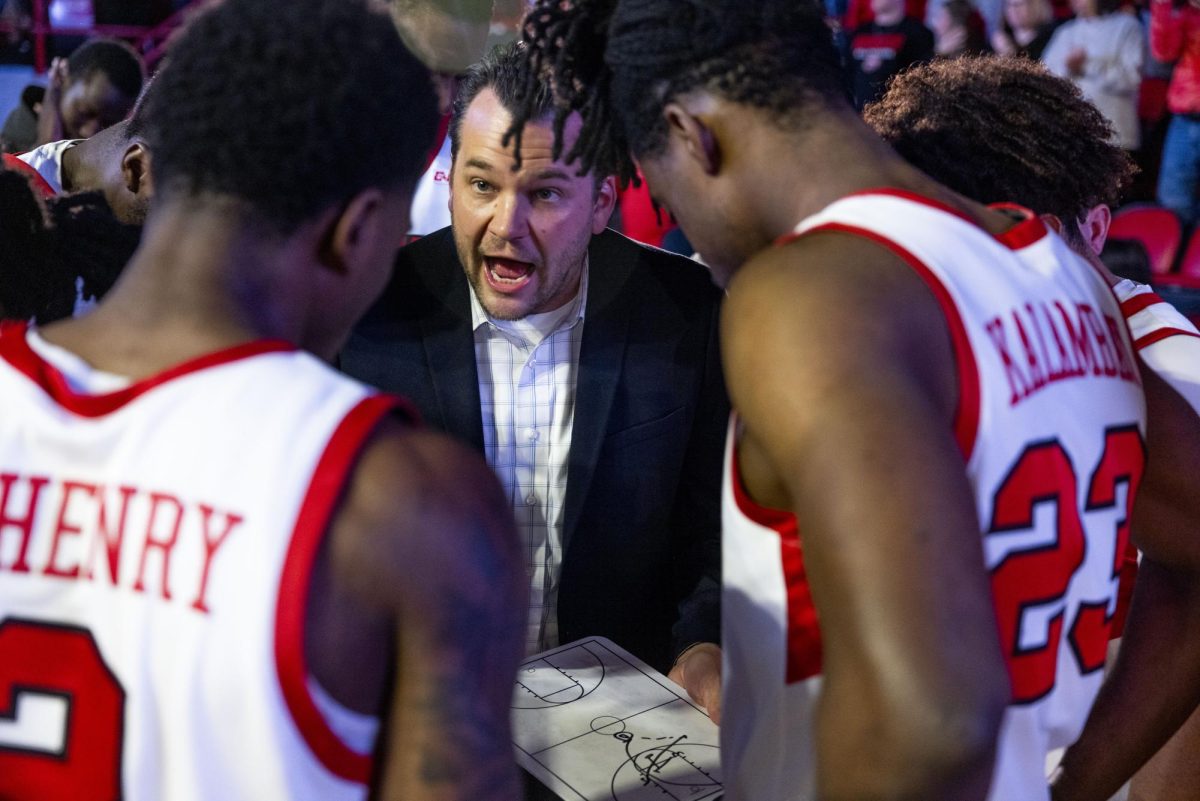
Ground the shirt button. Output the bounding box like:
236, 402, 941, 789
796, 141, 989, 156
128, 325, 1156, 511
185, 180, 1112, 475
526, 428, 540, 443
525, 493, 538, 506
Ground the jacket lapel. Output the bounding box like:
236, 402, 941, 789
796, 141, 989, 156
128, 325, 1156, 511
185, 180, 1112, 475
563, 232, 635, 549
421, 237, 486, 452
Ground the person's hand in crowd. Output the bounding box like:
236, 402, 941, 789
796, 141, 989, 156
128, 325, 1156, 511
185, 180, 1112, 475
668, 642, 723, 724
35, 57, 68, 145
1066, 47, 1088, 77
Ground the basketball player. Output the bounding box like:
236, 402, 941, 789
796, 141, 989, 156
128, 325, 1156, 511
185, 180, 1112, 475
510, 1, 1200, 799
0, 1, 525, 800
864, 55, 1200, 800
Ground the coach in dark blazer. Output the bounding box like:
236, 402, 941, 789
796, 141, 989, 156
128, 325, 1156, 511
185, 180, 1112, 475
341, 224, 727, 676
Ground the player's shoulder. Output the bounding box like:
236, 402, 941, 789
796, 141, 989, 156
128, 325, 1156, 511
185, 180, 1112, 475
724, 229, 954, 375
328, 416, 516, 597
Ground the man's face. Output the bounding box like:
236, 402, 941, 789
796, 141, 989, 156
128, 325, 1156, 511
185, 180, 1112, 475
60, 73, 134, 140
450, 89, 615, 320
1004, 0, 1037, 28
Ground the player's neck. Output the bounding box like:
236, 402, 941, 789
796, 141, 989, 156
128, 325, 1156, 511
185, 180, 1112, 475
42, 202, 312, 380
742, 110, 938, 244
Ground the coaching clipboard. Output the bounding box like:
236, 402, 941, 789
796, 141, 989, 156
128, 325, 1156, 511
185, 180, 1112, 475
511, 636, 723, 801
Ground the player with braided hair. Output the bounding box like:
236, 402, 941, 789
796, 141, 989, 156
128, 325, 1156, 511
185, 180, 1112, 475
512, 2, 1200, 800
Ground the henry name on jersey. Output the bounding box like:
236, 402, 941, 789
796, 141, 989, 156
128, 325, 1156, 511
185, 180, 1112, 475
984, 298, 1140, 407
0, 474, 241, 614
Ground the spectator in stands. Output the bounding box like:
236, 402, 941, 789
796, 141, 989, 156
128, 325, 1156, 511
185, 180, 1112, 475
991, 0, 1058, 58
845, 0, 935, 108
1, 37, 144, 154
0, 168, 139, 322
1042, 0, 1144, 151
932, 0, 992, 55
389, 0, 492, 239
6, 116, 151, 223
1151, 0, 1200, 227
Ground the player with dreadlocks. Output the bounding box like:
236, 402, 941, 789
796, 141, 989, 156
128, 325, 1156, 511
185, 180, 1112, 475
511, 2, 1200, 800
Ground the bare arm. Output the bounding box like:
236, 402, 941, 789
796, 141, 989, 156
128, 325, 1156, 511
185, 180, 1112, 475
723, 233, 1009, 801
334, 421, 526, 801
1053, 365, 1200, 801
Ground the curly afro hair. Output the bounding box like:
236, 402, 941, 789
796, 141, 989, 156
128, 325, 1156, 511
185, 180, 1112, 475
142, 0, 439, 231
863, 56, 1136, 240
507, 0, 845, 188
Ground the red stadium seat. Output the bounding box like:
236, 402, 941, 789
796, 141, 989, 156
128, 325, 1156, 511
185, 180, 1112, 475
1109, 205, 1182, 277
1155, 228, 1200, 290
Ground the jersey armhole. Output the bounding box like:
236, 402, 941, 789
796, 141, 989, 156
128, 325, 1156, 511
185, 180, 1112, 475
274, 392, 416, 783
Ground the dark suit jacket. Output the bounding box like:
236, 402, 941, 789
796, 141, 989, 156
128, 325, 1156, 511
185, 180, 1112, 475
340, 227, 727, 672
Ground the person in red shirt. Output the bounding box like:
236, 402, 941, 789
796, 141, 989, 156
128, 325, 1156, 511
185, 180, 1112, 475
1153, 0, 1200, 226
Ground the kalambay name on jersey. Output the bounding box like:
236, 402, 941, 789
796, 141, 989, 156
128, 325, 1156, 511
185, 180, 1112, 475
720, 190, 1146, 801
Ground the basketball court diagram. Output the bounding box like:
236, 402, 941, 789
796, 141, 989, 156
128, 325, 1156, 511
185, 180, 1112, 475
512, 637, 723, 801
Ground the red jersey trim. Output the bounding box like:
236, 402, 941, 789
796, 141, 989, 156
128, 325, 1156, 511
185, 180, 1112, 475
0, 322, 296, 418
792, 223, 982, 461
775, 189, 1047, 251
274, 393, 412, 783
1134, 327, 1200, 351
729, 431, 824, 683
2, 153, 56, 197
1119, 292, 1167, 319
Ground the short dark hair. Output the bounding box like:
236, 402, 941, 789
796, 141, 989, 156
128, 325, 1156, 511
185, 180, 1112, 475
67, 38, 145, 100
863, 56, 1136, 241
449, 41, 554, 163
509, 0, 845, 188
142, 0, 439, 231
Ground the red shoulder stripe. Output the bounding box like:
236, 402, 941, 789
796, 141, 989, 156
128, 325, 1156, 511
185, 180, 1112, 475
3, 153, 56, 197
1134, 327, 1200, 351
1119, 292, 1166, 319
274, 392, 413, 783
0, 322, 295, 418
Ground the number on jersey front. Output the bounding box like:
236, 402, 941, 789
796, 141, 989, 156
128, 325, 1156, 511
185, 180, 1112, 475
0, 619, 125, 801
988, 426, 1144, 704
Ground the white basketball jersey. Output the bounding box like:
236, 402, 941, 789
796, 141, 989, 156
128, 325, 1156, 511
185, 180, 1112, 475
721, 190, 1147, 801
1114, 279, 1200, 414
0, 324, 409, 801
409, 130, 452, 238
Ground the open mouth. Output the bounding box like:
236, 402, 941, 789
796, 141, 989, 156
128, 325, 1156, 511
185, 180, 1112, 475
483, 256, 535, 292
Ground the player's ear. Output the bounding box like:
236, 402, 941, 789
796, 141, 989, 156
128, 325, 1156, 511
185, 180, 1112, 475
319, 188, 386, 275
662, 101, 720, 177
121, 141, 153, 199
1077, 204, 1111, 257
